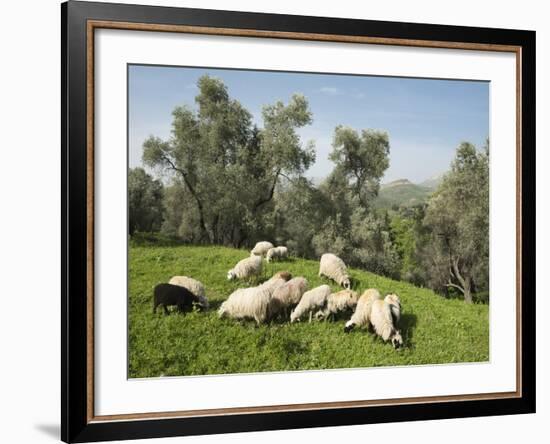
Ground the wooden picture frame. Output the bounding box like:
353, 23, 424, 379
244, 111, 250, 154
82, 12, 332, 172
61, 1, 536, 442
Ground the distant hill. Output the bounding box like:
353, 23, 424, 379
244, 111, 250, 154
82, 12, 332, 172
374, 178, 436, 209
418, 172, 446, 190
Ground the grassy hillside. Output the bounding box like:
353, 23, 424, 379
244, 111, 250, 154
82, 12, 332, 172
375, 179, 433, 209
129, 244, 489, 378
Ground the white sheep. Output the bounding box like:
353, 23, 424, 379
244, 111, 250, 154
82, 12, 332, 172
369, 298, 403, 348
218, 286, 274, 325
227, 254, 263, 281
168, 276, 209, 309
344, 289, 403, 348
314, 289, 358, 321
319, 253, 351, 289
270, 277, 308, 318
218, 271, 291, 325
261, 271, 292, 293
250, 241, 274, 256
290, 284, 332, 323
266, 246, 289, 263
343, 288, 381, 332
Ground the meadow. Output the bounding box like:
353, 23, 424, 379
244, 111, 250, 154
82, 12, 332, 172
128, 243, 489, 378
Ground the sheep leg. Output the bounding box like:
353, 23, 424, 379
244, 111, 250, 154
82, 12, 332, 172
308, 311, 313, 323
344, 320, 355, 333
163, 305, 169, 316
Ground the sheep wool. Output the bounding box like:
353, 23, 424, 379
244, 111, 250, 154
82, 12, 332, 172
218, 286, 274, 325
384, 293, 401, 325
290, 284, 332, 323
272, 277, 308, 307
369, 299, 404, 348
319, 253, 351, 289
315, 289, 358, 320
227, 254, 263, 281
344, 288, 382, 331
218, 271, 291, 325
168, 276, 209, 309
266, 246, 289, 262
250, 241, 274, 256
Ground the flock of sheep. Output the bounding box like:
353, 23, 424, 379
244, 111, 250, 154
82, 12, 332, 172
153, 241, 404, 348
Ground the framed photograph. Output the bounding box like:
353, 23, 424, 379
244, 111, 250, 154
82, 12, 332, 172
62, 1, 535, 442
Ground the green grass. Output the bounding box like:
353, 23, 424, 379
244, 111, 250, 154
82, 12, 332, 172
129, 244, 489, 378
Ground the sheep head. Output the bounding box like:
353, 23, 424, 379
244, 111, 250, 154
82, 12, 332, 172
342, 277, 351, 289
391, 330, 403, 349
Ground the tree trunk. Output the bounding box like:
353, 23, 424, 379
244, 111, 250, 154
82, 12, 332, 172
163, 157, 210, 243
254, 169, 281, 211
447, 257, 473, 303
463, 277, 473, 304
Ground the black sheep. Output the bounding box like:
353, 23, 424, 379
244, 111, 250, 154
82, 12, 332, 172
153, 283, 202, 315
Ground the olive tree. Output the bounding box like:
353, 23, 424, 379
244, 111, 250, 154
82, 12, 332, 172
142, 75, 315, 246
423, 141, 489, 303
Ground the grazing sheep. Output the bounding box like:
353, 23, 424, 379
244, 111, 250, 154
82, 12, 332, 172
343, 288, 381, 332
250, 241, 274, 256
384, 293, 401, 325
261, 271, 292, 295
153, 283, 203, 315
218, 287, 274, 325
319, 253, 351, 289
168, 276, 209, 309
266, 246, 289, 263
344, 289, 403, 348
270, 277, 308, 319
369, 298, 404, 348
290, 285, 332, 323
218, 271, 291, 325
227, 254, 263, 281
314, 289, 358, 321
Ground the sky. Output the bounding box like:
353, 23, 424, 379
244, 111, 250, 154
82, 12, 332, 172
128, 64, 489, 184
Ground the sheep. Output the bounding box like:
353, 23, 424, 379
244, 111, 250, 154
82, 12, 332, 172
227, 254, 263, 281
168, 276, 209, 309
314, 289, 358, 321
369, 298, 404, 348
343, 288, 381, 332
250, 241, 274, 256
218, 271, 292, 325
266, 246, 289, 263
290, 285, 332, 323
344, 289, 403, 348
218, 286, 274, 325
261, 271, 292, 294
319, 253, 351, 289
153, 283, 203, 315
270, 277, 308, 319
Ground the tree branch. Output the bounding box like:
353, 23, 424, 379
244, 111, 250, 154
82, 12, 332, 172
161, 154, 209, 241
254, 168, 281, 210
451, 256, 466, 288
445, 282, 465, 294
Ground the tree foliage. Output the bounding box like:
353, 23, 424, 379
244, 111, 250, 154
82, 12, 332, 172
131, 75, 489, 303
128, 168, 164, 235
142, 75, 315, 246
422, 141, 489, 302
330, 126, 390, 208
